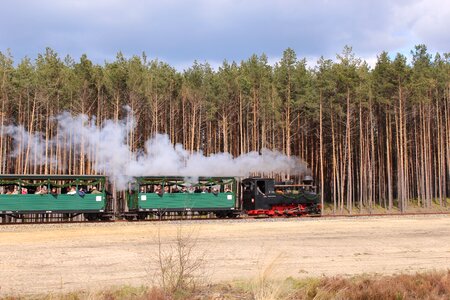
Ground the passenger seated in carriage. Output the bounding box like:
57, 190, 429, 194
212, 187, 219, 195
67, 186, 77, 195
154, 185, 164, 196
41, 186, 48, 194
91, 186, 102, 194
51, 187, 58, 195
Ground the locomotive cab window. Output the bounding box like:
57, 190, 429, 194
243, 182, 253, 192
256, 181, 266, 195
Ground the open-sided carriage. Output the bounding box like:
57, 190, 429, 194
0, 175, 112, 222
124, 176, 239, 220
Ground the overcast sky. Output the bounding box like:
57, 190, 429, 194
1, 0, 448, 69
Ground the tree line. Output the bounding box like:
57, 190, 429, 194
0, 45, 449, 213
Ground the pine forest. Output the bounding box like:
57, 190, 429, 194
0, 45, 449, 213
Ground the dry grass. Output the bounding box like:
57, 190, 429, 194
292, 270, 450, 300
232, 254, 308, 300
0, 286, 152, 300
2, 271, 450, 299
249, 255, 289, 300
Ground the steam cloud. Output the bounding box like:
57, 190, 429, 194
3, 110, 308, 189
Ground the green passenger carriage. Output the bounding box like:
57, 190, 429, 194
0, 175, 109, 221
126, 176, 239, 220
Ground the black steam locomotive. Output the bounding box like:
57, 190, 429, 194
242, 176, 321, 216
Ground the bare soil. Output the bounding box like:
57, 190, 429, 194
1, 215, 449, 296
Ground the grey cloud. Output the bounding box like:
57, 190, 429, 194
0, 0, 448, 66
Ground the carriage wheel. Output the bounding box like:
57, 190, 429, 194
138, 213, 147, 221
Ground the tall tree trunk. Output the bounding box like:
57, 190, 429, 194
319, 91, 324, 215
386, 110, 393, 210
346, 88, 353, 213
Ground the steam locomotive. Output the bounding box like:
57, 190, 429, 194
0, 174, 320, 222
242, 176, 321, 216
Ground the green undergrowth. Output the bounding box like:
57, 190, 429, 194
3, 270, 450, 300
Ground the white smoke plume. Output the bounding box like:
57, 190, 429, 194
3, 110, 309, 189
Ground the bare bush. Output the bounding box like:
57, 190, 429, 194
153, 225, 206, 297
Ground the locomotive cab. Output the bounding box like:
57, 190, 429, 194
242, 178, 276, 211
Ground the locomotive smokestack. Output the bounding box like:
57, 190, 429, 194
303, 175, 313, 185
